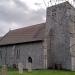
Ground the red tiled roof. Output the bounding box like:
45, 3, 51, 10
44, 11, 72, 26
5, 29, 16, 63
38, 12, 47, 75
0, 23, 45, 45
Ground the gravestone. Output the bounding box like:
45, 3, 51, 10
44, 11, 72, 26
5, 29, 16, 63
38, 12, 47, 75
18, 62, 23, 74
28, 57, 32, 72
28, 63, 32, 72
1, 65, 7, 75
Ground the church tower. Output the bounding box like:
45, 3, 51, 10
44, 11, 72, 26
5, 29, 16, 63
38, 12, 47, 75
44, 1, 75, 70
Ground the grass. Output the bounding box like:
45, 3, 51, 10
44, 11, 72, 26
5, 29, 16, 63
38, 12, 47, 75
7, 70, 75, 75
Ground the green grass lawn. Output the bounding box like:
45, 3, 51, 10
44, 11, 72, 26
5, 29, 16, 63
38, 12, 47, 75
7, 70, 75, 75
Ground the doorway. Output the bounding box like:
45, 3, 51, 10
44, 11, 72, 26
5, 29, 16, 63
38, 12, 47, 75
28, 57, 32, 63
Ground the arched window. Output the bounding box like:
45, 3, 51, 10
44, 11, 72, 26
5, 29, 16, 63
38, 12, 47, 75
0, 50, 2, 60
16, 49, 20, 59
28, 57, 32, 63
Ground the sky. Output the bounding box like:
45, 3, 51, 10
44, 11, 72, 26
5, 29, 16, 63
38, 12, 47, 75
0, 0, 75, 36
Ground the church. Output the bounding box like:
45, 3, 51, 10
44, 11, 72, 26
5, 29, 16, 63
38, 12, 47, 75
0, 1, 75, 71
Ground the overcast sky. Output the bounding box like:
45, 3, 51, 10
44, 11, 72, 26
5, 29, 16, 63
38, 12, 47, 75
0, 0, 74, 36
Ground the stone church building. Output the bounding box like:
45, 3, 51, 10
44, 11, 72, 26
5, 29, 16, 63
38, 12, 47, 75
0, 1, 75, 70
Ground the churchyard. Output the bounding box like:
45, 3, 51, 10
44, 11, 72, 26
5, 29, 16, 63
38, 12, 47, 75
0, 68, 75, 75
0, 64, 75, 75
5, 70, 75, 75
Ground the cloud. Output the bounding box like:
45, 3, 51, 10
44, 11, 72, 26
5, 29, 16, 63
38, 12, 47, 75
0, 21, 10, 36
0, 0, 46, 36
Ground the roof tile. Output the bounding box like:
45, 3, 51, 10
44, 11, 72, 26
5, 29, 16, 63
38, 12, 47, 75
0, 23, 45, 45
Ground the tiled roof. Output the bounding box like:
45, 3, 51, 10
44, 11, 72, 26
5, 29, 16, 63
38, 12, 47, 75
0, 23, 45, 45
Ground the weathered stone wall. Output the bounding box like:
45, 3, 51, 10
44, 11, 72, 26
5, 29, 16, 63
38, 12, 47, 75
46, 2, 72, 69
0, 41, 44, 69
68, 5, 75, 70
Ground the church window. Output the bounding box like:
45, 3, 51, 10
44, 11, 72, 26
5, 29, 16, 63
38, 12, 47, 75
0, 51, 2, 60
16, 49, 20, 59
12, 45, 15, 56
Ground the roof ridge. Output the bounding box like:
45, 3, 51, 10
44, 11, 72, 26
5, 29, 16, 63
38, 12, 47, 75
10, 23, 45, 32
